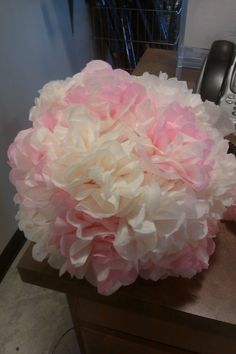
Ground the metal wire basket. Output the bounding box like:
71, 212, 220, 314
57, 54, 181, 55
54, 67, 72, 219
89, 0, 183, 72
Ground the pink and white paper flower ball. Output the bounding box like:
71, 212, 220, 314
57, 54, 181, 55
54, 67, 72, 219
8, 60, 236, 295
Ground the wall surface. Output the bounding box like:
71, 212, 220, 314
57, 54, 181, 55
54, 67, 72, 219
184, 0, 236, 49
0, 0, 94, 253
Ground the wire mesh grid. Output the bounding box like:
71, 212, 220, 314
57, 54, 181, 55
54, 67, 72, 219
90, 1, 182, 72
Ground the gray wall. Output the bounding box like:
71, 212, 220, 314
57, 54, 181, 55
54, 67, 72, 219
184, 0, 236, 49
0, 0, 94, 253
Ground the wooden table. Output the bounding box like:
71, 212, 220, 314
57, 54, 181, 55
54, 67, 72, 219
18, 49, 236, 354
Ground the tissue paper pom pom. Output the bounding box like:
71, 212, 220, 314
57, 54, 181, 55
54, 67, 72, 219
8, 60, 236, 295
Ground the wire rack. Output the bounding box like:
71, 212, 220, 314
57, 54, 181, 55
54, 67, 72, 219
89, 0, 182, 72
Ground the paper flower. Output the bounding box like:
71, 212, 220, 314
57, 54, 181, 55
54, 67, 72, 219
8, 60, 236, 295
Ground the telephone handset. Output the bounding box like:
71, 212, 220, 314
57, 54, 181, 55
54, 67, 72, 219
196, 40, 236, 128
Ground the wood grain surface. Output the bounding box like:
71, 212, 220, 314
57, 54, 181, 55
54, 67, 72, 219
132, 48, 199, 90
